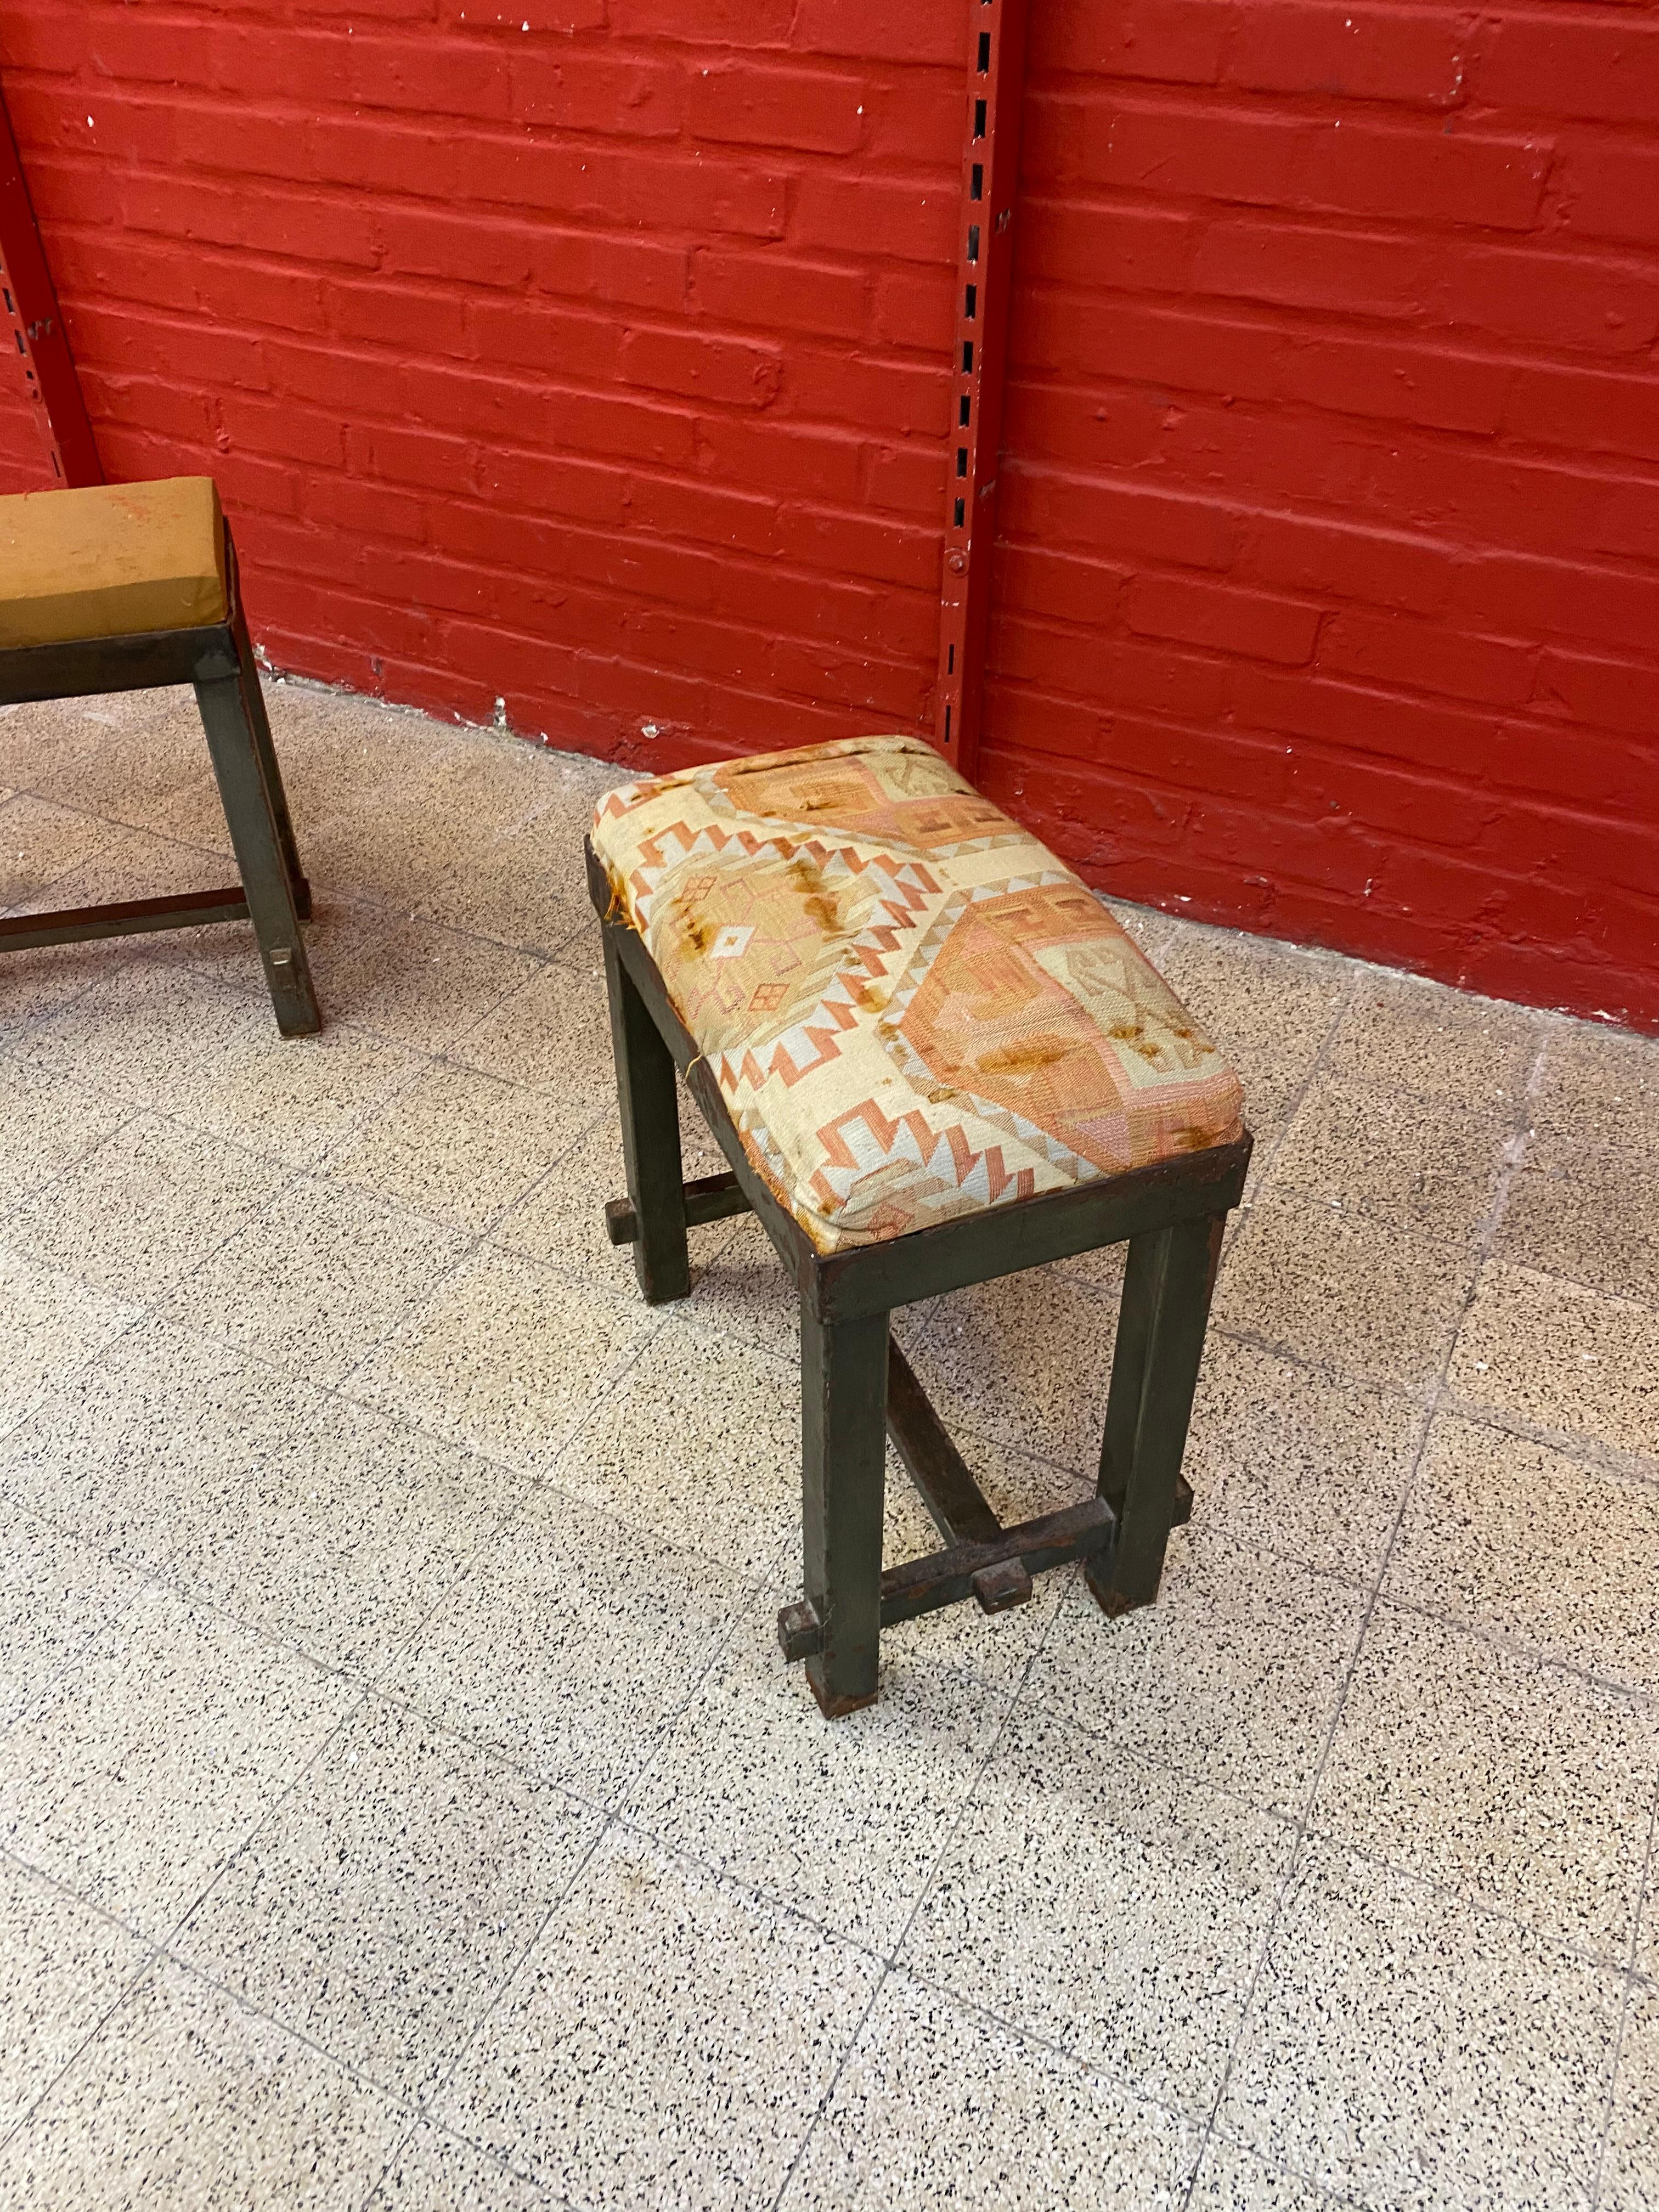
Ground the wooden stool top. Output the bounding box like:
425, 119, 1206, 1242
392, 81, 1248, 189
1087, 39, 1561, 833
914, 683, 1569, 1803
0, 475, 227, 650
591, 735, 1243, 1254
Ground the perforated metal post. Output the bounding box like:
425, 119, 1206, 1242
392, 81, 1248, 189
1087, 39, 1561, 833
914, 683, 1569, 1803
934, 0, 1029, 783
0, 92, 101, 488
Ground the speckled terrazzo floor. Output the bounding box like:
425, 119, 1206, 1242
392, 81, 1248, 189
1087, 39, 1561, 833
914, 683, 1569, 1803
0, 680, 1656, 2212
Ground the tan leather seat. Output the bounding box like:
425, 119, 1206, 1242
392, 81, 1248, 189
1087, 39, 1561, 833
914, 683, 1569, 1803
0, 476, 227, 650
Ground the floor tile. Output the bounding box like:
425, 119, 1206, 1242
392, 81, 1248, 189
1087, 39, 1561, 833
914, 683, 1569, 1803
142, 884, 373, 995
1187, 1334, 1423, 1582
418, 804, 597, 957
0, 1245, 139, 1440
0, 694, 110, 794
1153, 929, 1350, 1128
1189, 2138, 1348, 2212
780, 1970, 1202, 2212
396, 1483, 748, 1805
1216, 1839, 1624, 2212
167, 1387, 526, 1677
366, 2121, 548, 2210
163, 1008, 428, 1171
678, 1215, 810, 1367
0, 1582, 358, 1938
290, 783, 517, 911
1311, 1600, 1656, 1961
623, 1610, 1005, 1952
7, 690, 1656, 2212
0, 1514, 141, 1729
318, 912, 548, 1054
1602, 1979, 1659, 2212
909, 1265, 1121, 1472
0, 1317, 300, 1571
19, 955, 257, 1109
1267, 1073, 1511, 1242
1496, 1132, 1659, 1305
435, 1829, 882, 2210
8, 823, 227, 919
901, 1704, 1294, 2117
7, 1111, 291, 1300
349, 1243, 658, 1471
0, 792, 114, 910
324, 1060, 588, 1235
0, 1059, 125, 1218
0, 1959, 403, 2210
448, 955, 616, 1110
2, 687, 223, 836
175, 1699, 601, 2101
1387, 1414, 1659, 1696
0, 936, 126, 1031
0, 1857, 150, 2141
1528, 1021, 1659, 1158
1325, 970, 1542, 1107
1215, 1190, 1477, 1399
1104, 894, 1176, 958
1030, 1525, 1367, 1817
171, 1178, 470, 1388
1447, 1261, 1659, 1464
494, 1108, 731, 1295
261, 690, 483, 833
557, 1316, 799, 1576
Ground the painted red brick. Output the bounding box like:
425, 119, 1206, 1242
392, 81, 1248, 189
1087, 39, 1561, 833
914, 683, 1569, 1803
1126, 571, 1323, 664
688, 63, 866, 156
0, 0, 1652, 1028
1224, 4, 1469, 108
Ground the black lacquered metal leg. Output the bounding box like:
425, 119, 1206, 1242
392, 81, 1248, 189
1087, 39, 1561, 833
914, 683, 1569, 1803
230, 601, 311, 921
801, 1304, 888, 1718
194, 669, 321, 1037
1087, 1211, 1224, 1616
602, 929, 690, 1304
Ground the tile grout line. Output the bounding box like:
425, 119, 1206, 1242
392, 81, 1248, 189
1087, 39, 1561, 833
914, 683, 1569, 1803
0, 1530, 613, 2189
1170, 960, 1404, 2206
764, 1532, 1091, 2212
1177, 994, 1543, 2198
0, 1846, 165, 2165
1589, 1743, 1659, 2209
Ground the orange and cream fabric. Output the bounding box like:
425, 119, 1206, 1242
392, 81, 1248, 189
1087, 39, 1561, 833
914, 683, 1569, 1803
591, 736, 1243, 1255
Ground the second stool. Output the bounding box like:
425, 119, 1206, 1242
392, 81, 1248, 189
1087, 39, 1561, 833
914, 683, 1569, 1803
0, 475, 319, 1034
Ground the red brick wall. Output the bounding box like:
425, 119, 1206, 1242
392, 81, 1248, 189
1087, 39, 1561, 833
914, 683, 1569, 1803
981, 0, 1659, 1030
1, 2, 1655, 1028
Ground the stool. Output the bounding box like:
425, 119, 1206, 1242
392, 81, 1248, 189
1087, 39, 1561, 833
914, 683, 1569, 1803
0, 476, 319, 1035
587, 736, 1250, 1717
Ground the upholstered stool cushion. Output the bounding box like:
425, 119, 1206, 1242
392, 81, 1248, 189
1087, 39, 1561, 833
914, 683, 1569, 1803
591, 736, 1243, 1254
0, 477, 227, 651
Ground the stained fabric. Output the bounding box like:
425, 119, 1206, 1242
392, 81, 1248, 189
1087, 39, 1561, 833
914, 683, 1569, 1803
593, 735, 1244, 1254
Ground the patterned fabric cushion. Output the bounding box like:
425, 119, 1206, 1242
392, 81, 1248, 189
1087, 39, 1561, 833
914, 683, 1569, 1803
591, 736, 1244, 1255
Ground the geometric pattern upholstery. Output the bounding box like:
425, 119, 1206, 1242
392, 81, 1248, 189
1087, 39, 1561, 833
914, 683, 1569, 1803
592, 736, 1244, 1253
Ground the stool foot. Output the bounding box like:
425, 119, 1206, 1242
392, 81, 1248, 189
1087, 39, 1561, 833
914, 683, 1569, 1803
1084, 1560, 1136, 1618
806, 1673, 879, 1722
